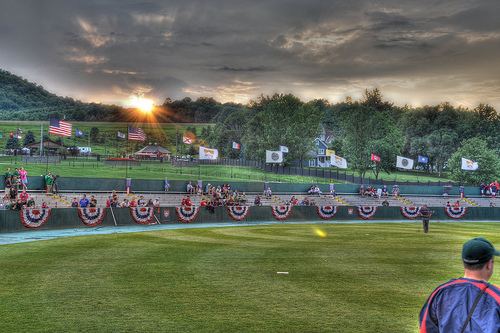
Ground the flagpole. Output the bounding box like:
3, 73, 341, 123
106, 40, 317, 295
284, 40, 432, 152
40, 123, 43, 157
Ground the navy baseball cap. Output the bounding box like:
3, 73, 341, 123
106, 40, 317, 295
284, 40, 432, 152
462, 237, 500, 264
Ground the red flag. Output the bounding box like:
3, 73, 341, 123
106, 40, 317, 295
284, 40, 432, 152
371, 154, 380, 162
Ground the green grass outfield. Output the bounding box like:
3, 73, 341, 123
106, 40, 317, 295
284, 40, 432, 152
1, 222, 497, 332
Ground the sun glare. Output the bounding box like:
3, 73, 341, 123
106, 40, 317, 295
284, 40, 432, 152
130, 97, 154, 113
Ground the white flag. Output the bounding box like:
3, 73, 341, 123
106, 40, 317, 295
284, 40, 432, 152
117, 131, 126, 139
331, 154, 348, 169
396, 156, 414, 170
266, 150, 283, 163
279, 145, 289, 153
461, 158, 478, 170
199, 146, 218, 160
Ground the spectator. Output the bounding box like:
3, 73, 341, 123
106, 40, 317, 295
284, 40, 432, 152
4, 168, 12, 200
392, 185, 400, 197
382, 199, 389, 207
89, 195, 97, 207
206, 200, 214, 213
19, 189, 29, 206
187, 181, 195, 195
137, 195, 145, 207
11, 175, 20, 197
313, 185, 323, 196
240, 192, 247, 205
491, 182, 497, 198
71, 198, 79, 208
382, 185, 389, 197
359, 185, 364, 196
184, 195, 192, 206
5, 199, 16, 210
41, 202, 49, 209
264, 187, 273, 198
446, 201, 451, 207
454, 200, 460, 207
79, 194, 89, 208
129, 198, 137, 207
110, 195, 119, 208
27, 197, 35, 208
307, 185, 315, 194
45, 171, 54, 194
153, 198, 160, 208
254, 195, 262, 206
147, 199, 154, 207
121, 199, 130, 208
19, 166, 28, 191
376, 187, 382, 199
164, 177, 170, 192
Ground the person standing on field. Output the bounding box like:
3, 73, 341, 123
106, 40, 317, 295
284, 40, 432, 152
420, 205, 434, 233
420, 237, 500, 332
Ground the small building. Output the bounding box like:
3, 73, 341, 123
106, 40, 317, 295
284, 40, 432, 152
133, 143, 172, 161
25, 139, 68, 155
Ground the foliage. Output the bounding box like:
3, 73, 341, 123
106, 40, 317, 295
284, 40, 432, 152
23, 130, 37, 146
448, 138, 500, 185
243, 94, 321, 166
339, 104, 403, 178
4, 136, 20, 150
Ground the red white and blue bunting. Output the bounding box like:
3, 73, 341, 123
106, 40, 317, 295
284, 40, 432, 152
271, 205, 292, 220
357, 206, 378, 220
20, 209, 51, 229
228, 206, 250, 221
78, 208, 105, 226
175, 206, 200, 223
445, 206, 467, 219
317, 206, 338, 220
401, 206, 422, 219
131, 207, 155, 224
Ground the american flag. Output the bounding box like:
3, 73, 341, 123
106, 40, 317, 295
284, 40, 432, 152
128, 126, 147, 141
49, 118, 72, 137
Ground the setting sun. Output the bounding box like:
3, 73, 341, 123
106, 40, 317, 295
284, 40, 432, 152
130, 97, 154, 113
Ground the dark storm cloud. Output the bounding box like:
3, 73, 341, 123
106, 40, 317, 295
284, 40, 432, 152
0, 0, 499, 108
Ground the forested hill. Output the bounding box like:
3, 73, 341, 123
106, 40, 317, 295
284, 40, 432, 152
0, 69, 126, 121
0, 69, 240, 123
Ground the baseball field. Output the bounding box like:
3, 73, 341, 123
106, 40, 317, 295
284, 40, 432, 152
0, 221, 497, 332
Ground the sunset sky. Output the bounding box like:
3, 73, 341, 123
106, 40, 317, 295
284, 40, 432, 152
1, 0, 499, 110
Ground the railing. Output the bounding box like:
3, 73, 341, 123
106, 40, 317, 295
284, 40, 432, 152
199, 158, 460, 186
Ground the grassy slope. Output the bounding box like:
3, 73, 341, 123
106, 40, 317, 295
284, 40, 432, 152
0, 222, 496, 332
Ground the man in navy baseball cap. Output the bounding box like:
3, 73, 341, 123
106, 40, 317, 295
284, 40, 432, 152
420, 237, 500, 332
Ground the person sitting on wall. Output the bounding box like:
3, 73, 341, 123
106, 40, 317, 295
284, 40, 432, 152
264, 187, 273, 198
364, 186, 372, 197
254, 195, 262, 206
359, 185, 364, 196
454, 200, 460, 207
308, 185, 315, 194
382, 185, 389, 197
382, 199, 389, 207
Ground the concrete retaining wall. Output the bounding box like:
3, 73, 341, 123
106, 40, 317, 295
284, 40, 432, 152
1, 206, 498, 234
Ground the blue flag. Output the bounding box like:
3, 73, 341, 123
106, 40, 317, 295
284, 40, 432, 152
75, 128, 85, 137
418, 155, 428, 163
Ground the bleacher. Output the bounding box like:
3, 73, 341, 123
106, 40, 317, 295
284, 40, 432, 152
5, 190, 496, 209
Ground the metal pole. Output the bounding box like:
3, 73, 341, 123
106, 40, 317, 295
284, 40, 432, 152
40, 123, 43, 156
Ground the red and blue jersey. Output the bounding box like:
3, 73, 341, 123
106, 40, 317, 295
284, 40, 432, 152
420, 278, 500, 332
